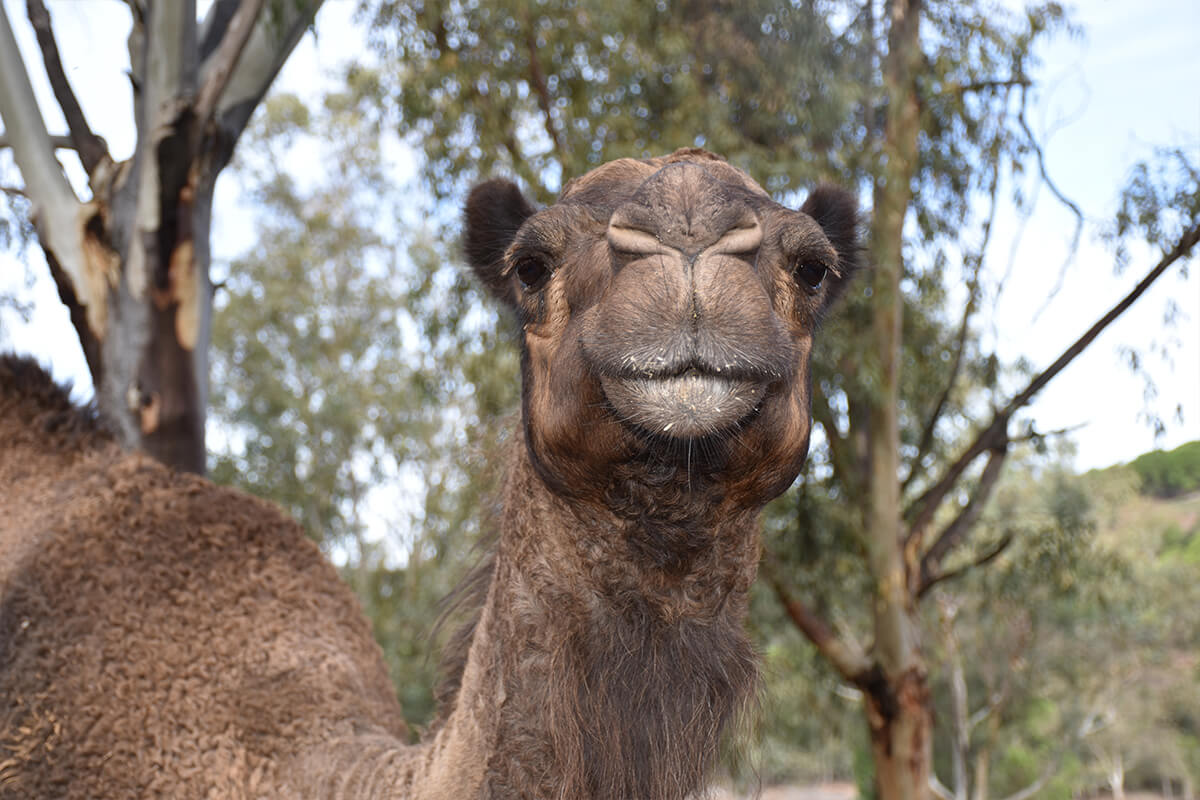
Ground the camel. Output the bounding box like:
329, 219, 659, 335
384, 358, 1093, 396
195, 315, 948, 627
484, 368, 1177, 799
0, 148, 860, 800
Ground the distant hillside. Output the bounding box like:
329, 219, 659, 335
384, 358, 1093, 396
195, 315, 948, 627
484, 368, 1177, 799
1127, 440, 1200, 498
1084, 440, 1200, 564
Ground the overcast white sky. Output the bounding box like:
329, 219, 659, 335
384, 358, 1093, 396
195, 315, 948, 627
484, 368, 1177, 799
1, 0, 1197, 471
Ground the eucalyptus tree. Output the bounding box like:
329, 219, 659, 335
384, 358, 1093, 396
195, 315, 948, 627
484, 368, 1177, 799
0, 0, 321, 471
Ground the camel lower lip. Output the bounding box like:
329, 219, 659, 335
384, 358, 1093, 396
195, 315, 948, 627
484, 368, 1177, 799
599, 374, 766, 438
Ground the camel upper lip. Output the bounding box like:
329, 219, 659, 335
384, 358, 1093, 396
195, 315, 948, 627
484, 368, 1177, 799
596, 358, 784, 386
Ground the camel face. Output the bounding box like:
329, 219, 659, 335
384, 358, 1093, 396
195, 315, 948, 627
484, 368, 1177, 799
466, 148, 859, 507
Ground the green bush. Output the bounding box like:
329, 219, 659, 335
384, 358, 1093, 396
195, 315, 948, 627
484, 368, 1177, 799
1130, 441, 1200, 498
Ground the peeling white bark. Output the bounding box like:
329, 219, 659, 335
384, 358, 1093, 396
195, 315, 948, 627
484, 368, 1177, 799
0, 3, 103, 332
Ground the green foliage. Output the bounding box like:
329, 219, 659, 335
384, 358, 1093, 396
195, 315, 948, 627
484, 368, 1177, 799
1129, 440, 1200, 498
1112, 147, 1200, 256
364, 0, 867, 203
210, 88, 519, 728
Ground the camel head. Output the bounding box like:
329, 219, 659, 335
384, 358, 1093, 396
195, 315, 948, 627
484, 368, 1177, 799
465, 148, 859, 510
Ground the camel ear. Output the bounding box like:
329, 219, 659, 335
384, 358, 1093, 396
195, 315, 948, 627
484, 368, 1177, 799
800, 185, 863, 308
464, 179, 538, 306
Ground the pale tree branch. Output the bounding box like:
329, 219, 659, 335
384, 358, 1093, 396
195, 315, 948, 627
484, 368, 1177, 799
761, 563, 874, 684
0, 2, 94, 304
929, 775, 954, 800
201, 0, 323, 152
0, 132, 98, 151
967, 689, 1006, 733
194, 0, 266, 126
905, 223, 1200, 549
939, 595, 969, 800
197, 0, 240, 61
25, 0, 109, 175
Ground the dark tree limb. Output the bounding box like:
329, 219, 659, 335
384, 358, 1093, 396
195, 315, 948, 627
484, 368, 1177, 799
24, 0, 109, 176
945, 76, 1032, 95
43, 246, 104, 380
918, 439, 1009, 586
905, 222, 1200, 545
918, 531, 1013, 599
762, 564, 873, 684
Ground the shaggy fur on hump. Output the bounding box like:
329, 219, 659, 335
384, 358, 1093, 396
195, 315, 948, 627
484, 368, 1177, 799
0, 354, 409, 799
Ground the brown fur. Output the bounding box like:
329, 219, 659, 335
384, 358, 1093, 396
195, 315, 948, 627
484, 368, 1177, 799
1, 149, 859, 799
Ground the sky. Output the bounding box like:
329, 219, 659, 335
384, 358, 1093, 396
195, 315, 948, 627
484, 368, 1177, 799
1, 0, 1197, 472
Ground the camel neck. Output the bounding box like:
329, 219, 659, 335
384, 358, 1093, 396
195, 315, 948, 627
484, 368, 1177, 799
414, 445, 762, 799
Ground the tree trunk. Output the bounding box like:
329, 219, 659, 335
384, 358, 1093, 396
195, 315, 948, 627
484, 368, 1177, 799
0, 0, 321, 472
865, 666, 934, 800
861, 0, 931, 797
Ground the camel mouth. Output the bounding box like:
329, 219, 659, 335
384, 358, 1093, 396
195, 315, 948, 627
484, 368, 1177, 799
598, 370, 766, 439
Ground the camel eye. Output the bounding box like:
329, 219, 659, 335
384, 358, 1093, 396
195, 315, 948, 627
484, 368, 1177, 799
514, 257, 551, 292
794, 260, 827, 290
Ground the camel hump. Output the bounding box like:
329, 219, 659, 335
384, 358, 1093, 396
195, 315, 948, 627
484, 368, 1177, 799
0, 353, 107, 455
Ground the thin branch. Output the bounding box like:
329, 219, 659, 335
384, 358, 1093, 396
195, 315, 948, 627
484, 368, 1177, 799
903, 138, 1003, 498
945, 76, 1032, 95
761, 564, 873, 683
195, 0, 266, 125
905, 224, 1200, 545
902, 296, 972, 494
919, 531, 1013, 599
1017, 86, 1084, 321
524, 23, 565, 165
967, 690, 1004, 733
1017, 86, 1083, 235
1005, 223, 1199, 416
1009, 422, 1086, 445
0, 184, 28, 198
919, 440, 1009, 579
811, 385, 856, 492
25, 0, 109, 175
